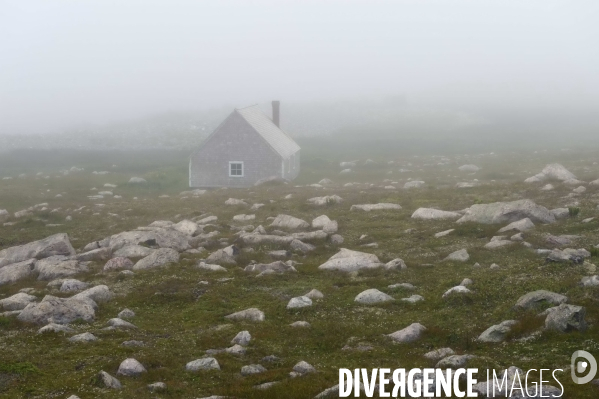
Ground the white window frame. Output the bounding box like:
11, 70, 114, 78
229, 161, 244, 177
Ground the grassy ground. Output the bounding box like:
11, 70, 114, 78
1, 147, 599, 398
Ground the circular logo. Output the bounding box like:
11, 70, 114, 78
571, 350, 597, 384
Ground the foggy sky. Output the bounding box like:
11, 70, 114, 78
1, 0, 598, 135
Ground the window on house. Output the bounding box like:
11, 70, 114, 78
229, 162, 244, 177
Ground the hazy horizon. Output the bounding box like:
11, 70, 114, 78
2, 0, 598, 135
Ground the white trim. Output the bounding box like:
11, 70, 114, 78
229, 161, 244, 177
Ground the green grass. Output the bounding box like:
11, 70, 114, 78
1, 148, 599, 397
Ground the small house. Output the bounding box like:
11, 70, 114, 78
189, 101, 300, 187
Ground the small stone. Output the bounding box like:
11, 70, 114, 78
304, 289, 324, 299
147, 382, 166, 392
387, 323, 426, 343
292, 361, 316, 374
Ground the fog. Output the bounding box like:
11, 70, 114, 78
1, 0, 598, 137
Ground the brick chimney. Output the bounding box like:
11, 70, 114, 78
272, 100, 280, 128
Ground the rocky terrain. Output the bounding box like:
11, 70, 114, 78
1, 149, 599, 398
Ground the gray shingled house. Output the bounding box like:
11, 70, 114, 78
189, 101, 300, 187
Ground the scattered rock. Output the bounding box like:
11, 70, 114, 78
117, 358, 147, 376
456, 199, 555, 224
350, 203, 402, 212
225, 308, 265, 322
387, 323, 426, 343
133, 248, 179, 270
514, 290, 567, 310
97, 370, 122, 389
186, 358, 220, 371
444, 249, 469, 262
354, 289, 394, 304
287, 296, 312, 309
545, 304, 587, 332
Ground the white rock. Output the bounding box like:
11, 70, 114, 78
387, 323, 426, 343
287, 296, 312, 309
444, 249, 469, 262
411, 208, 461, 220
354, 289, 394, 304
186, 357, 220, 371
117, 358, 147, 376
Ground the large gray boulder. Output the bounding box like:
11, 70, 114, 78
0, 258, 36, 285
456, 199, 555, 224
318, 248, 383, 272
34, 256, 88, 281
109, 228, 189, 252
387, 323, 426, 343
545, 304, 587, 332
0, 233, 76, 268
411, 208, 461, 220
269, 214, 309, 230
354, 289, 394, 304
133, 248, 179, 270
514, 290, 567, 310
17, 295, 96, 324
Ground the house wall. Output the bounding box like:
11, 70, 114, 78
282, 150, 301, 180
189, 112, 283, 187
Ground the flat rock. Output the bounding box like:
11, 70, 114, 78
225, 308, 265, 322
484, 240, 515, 249
436, 354, 476, 368
434, 229, 455, 238
108, 318, 137, 329
173, 219, 200, 236
456, 199, 555, 224
404, 181, 425, 189
411, 208, 461, 220
38, 323, 74, 334
307, 195, 343, 206
401, 295, 424, 303
75, 247, 111, 262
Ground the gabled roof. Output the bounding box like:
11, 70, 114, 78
235, 105, 300, 159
